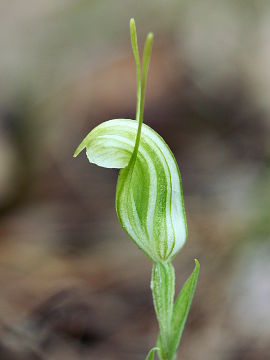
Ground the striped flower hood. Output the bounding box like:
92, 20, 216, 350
74, 118, 187, 262
74, 20, 187, 263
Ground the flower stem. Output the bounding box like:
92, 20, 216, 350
151, 262, 175, 360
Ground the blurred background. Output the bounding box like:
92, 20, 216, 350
0, 1, 270, 359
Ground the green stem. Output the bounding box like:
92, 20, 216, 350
151, 262, 175, 360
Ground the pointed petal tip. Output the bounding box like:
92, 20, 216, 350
73, 148, 80, 158
73, 141, 86, 158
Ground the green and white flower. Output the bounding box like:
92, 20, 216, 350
74, 18, 199, 360
74, 20, 187, 263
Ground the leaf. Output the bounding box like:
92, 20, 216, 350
151, 262, 175, 357
167, 259, 200, 359
145, 347, 159, 360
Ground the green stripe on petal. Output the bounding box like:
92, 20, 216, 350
75, 118, 187, 262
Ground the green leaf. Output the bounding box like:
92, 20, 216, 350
145, 347, 159, 360
151, 262, 175, 357
167, 259, 200, 359
74, 19, 187, 262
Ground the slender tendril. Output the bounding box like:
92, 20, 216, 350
134, 32, 153, 155
130, 18, 141, 122
129, 18, 153, 162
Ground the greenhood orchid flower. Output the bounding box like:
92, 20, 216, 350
74, 22, 187, 263
74, 18, 199, 360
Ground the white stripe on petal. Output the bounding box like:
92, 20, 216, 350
75, 118, 187, 261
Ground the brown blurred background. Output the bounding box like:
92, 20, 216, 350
0, 1, 270, 359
